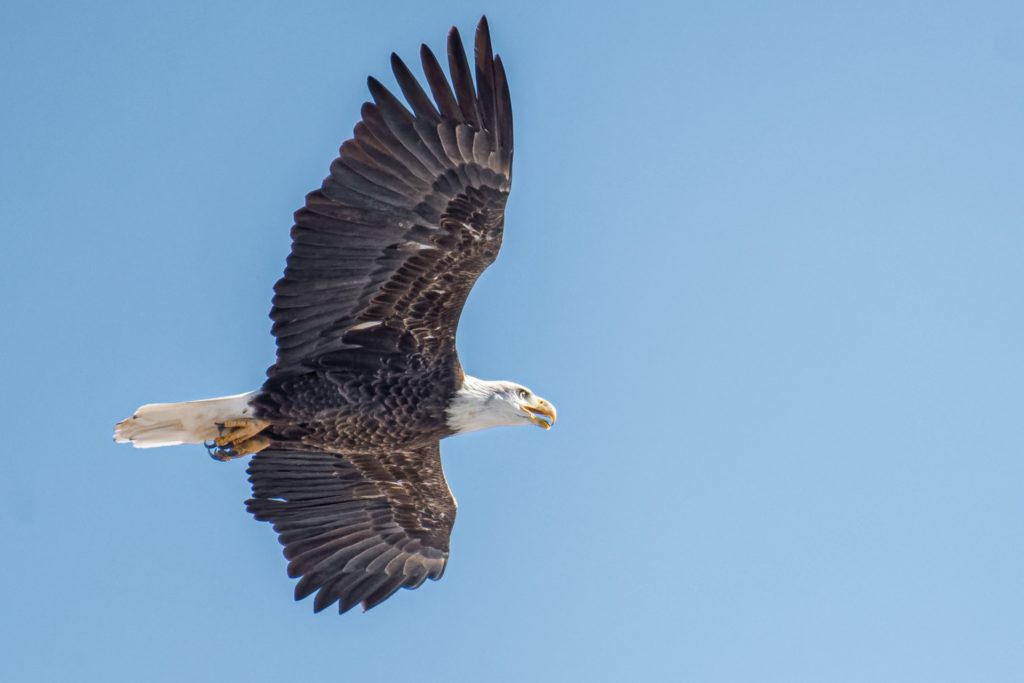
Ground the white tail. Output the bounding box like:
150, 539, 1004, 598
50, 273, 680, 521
114, 391, 258, 448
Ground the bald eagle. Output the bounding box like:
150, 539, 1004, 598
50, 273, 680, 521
114, 17, 555, 614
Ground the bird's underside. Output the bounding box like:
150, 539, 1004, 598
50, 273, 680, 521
113, 17, 556, 615
248, 359, 461, 456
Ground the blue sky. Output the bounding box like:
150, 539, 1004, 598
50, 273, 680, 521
2, 1, 1023, 681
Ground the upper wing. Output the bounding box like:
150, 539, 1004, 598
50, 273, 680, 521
269, 17, 513, 377
246, 443, 455, 613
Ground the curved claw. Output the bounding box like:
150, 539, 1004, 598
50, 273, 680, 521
207, 441, 238, 462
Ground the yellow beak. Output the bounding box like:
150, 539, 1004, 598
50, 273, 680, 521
523, 397, 557, 430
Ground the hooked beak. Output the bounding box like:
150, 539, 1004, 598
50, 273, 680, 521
522, 397, 557, 430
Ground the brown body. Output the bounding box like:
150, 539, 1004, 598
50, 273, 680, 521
254, 358, 461, 453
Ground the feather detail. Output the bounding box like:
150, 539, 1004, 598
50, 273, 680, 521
113, 392, 258, 447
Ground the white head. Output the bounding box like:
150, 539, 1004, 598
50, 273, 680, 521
446, 375, 557, 435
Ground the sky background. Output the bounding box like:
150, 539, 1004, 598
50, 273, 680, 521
2, 1, 1023, 681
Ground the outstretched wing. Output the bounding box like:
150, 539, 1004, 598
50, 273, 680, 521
269, 17, 513, 377
246, 443, 455, 613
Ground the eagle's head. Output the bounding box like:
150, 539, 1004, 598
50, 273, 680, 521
446, 375, 557, 434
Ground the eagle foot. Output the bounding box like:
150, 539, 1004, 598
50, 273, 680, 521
206, 419, 272, 461
206, 435, 272, 461
215, 419, 271, 446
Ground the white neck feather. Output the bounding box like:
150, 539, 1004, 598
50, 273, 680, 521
446, 374, 521, 434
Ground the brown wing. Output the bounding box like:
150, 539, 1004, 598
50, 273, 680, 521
246, 443, 456, 613
269, 17, 513, 377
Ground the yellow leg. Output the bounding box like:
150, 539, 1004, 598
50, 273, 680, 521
214, 419, 271, 447
232, 434, 271, 456
208, 419, 272, 461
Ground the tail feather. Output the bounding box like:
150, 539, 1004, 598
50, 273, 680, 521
114, 391, 258, 448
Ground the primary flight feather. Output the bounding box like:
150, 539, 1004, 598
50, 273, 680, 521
114, 17, 556, 614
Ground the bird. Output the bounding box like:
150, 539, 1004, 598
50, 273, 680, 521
113, 16, 556, 614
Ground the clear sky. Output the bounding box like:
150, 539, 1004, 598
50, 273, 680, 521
2, 1, 1023, 681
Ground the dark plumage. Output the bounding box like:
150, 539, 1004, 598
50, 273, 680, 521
266, 19, 511, 375
252, 18, 514, 613
115, 17, 556, 615
246, 445, 454, 612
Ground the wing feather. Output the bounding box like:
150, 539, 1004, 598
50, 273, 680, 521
367, 78, 448, 176
447, 27, 481, 128
267, 17, 512, 376
474, 17, 498, 140
247, 443, 455, 613
420, 43, 462, 122
390, 52, 441, 123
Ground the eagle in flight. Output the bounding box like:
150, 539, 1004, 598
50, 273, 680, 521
114, 17, 556, 614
